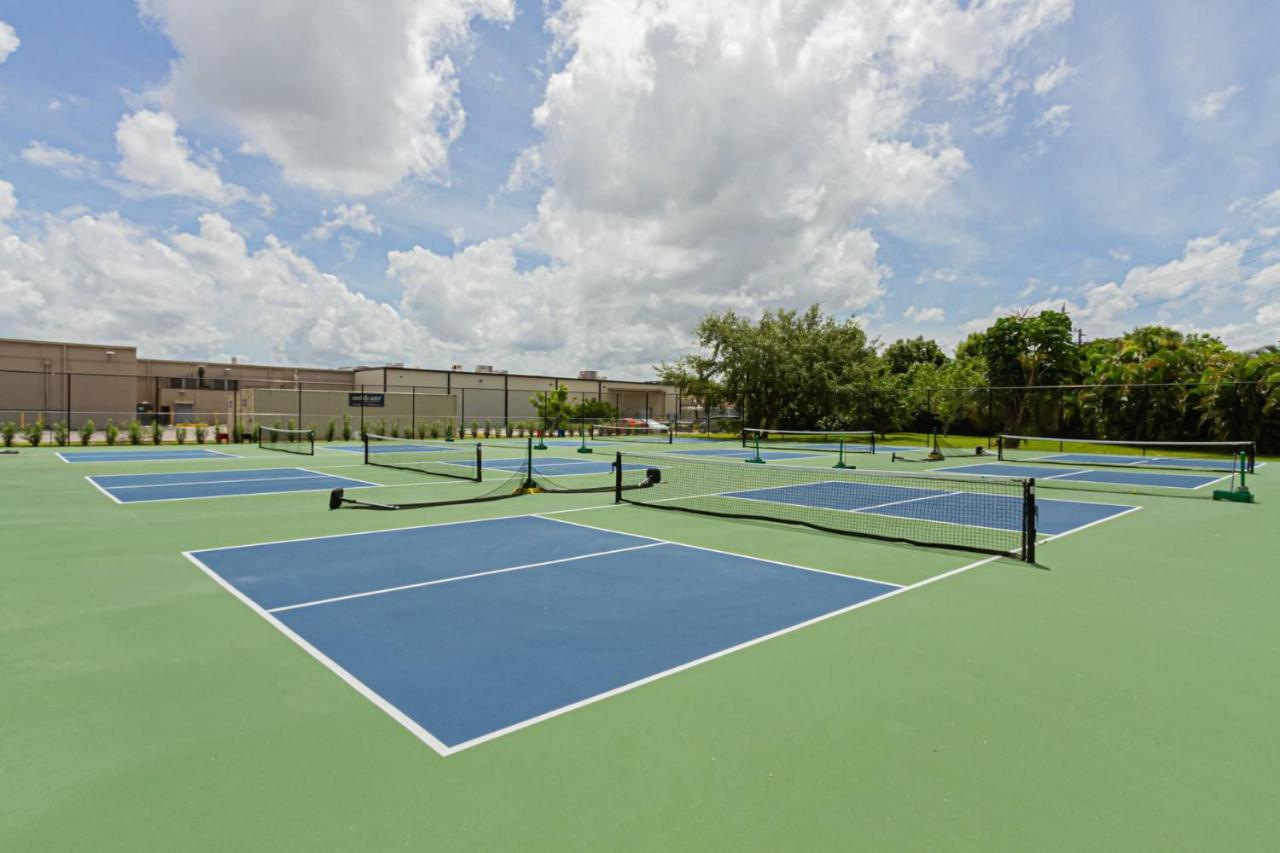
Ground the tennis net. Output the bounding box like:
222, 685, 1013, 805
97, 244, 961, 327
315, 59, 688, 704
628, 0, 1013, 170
259, 426, 314, 455
331, 436, 646, 511
615, 451, 1036, 561
590, 423, 674, 444
997, 434, 1255, 474
741, 428, 876, 454
363, 433, 482, 482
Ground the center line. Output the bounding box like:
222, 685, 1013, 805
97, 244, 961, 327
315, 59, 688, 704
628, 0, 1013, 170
266, 541, 665, 614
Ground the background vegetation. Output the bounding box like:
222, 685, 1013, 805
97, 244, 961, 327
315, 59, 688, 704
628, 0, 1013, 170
658, 305, 1280, 452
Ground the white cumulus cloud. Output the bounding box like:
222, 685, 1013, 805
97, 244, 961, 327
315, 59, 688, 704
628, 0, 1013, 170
903, 305, 946, 323
0, 20, 18, 62
0, 179, 16, 220
1189, 85, 1243, 122
114, 110, 268, 210
0, 210, 423, 364
1033, 104, 1072, 136
308, 204, 381, 242
137, 0, 515, 195
389, 0, 1071, 374
1032, 57, 1075, 95
21, 142, 99, 179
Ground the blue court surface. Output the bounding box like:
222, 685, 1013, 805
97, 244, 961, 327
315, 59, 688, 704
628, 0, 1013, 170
483, 457, 648, 478
327, 442, 450, 455
186, 515, 902, 754
1022, 452, 1257, 472
89, 467, 377, 504
58, 448, 238, 463
672, 447, 825, 462
723, 480, 1135, 536
938, 462, 1225, 490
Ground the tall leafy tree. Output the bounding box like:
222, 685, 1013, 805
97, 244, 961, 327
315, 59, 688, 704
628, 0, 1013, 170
883, 336, 948, 375
693, 305, 876, 428
973, 309, 1080, 431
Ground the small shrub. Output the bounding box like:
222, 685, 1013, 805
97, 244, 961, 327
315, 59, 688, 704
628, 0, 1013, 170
444, 422, 454, 440
1, 422, 16, 447
105, 420, 120, 446
429, 421, 440, 439
416, 422, 428, 440
504, 422, 513, 437
194, 424, 209, 444
342, 415, 352, 442
150, 421, 164, 445
470, 421, 479, 439
232, 421, 244, 443
79, 419, 95, 445
25, 419, 45, 447
174, 426, 188, 444
53, 421, 70, 446
325, 420, 337, 442
286, 418, 296, 432
128, 420, 143, 445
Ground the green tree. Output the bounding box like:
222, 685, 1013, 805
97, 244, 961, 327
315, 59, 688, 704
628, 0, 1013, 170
693, 305, 876, 429
531, 386, 571, 431
883, 337, 948, 375
975, 309, 1080, 432
656, 355, 725, 420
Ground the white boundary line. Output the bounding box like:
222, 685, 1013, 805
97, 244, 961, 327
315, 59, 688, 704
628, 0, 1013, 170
96, 469, 334, 490
1037, 504, 1144, 544
183, 515, 917, 757
182, 549, 454, 757
266, 542, 666, 613
188, 507, 645, 556
84, 474, 124, 505
58, 448, 241, 464
89, 471, 380, 505
935, 461, 1219, 493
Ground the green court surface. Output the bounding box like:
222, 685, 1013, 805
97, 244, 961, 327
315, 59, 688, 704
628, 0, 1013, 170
3, 439, 1277, 851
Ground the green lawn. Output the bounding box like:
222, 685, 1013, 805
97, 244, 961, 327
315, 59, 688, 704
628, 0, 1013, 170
2, 440, 1276, 850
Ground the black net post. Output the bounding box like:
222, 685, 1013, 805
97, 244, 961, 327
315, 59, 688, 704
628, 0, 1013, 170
523, 435, 536, 490
476, 442, 484, 483
1022, 479, 1037, 563
614, 451, 624, 503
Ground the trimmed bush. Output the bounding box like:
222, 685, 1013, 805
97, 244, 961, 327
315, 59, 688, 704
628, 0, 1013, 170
150, 421, 164, 445
105, 420, 120, 446
127, 420, 143, 445
342, 415, 352, 442
325, 420, 337, 442
194, 424, 209, 444
25, 419, 45, 447
53, 421, 70, 446
174, 426, 188, 444
1, 422, 15, 447
79, 419, 95, 445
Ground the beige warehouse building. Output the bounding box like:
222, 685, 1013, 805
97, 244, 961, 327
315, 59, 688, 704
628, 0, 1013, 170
0, 337, 679, 434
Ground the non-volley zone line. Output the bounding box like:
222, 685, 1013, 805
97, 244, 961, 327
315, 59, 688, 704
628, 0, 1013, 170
88, 467, 378, 504
936, 462, 1229, 490
654, 478, 1137, 538
186, 514, 911, 756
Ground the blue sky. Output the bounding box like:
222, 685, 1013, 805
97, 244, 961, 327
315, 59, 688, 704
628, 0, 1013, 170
0, 0, 1277, 375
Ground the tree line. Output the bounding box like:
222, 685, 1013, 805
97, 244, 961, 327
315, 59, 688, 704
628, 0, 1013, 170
657, 305, 1280, 452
